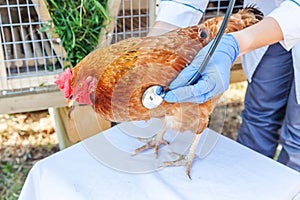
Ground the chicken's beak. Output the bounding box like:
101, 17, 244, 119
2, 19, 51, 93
67, 99, 74, 107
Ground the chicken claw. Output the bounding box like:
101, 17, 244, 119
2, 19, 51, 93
162, 152, 196, 179
132, 126, 168, 157
162, 134, 201, 179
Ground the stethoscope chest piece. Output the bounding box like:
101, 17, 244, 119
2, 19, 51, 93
142, 85, 166, 109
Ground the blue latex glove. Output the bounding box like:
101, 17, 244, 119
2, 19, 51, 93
164, 34, 240, 103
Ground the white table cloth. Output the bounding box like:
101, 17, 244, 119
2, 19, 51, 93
19, 121, 300, 200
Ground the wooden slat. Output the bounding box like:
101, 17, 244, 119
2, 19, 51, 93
0, 33, 8, 89
11, 27, 24, 67
19, 27, 36, 66
124, 0, 148, 10
98, 0, 122, 47
48, 107, 72, 149
31, 28, 46, 66
0, 90, 66, 114
148, 0, 158, 27
64, 105, 111, 143
42, 32, 58, 65
2, 74, 60, 90
2, 28, 13, 63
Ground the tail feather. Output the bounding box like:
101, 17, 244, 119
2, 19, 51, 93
200, 6, 264, 37
243, 4, 264, 21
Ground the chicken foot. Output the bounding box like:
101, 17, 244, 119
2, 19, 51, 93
132, 125, 169, 157
162, 133, 201, 179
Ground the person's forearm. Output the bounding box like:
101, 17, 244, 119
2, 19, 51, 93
231, 17, 283, 56
147, 21, 180, 36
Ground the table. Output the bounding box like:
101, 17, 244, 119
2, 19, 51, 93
19, 120, 300, 200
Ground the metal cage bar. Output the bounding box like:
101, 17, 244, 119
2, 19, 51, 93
111, 0, 157, 44
203, 0, 243, 21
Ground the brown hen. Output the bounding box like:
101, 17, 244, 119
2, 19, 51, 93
56, 6, 263, 177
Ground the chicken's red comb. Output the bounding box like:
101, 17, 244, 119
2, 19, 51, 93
55, 68, 73, 99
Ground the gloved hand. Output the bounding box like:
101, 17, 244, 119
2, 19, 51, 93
164, 34, 240, 103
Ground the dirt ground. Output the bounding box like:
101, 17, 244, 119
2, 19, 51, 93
0, 111, 60, 198
216, 81, 247, 139
0, 81, 247, 199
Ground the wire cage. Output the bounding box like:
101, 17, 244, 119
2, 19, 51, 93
0, 0, 68, 114
0, 0, 66, 97
109, 0, 244, 44
110, 0, 157, 43
202, 0, 243, 21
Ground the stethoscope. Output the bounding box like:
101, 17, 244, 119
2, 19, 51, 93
142, 0, 236, 109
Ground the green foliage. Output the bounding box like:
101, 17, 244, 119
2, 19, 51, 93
0, 162, 29, 200
46, 0, 109, 67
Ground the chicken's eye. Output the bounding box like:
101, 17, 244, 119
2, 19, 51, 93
78, 83, 83, 88
198, 29, 207, 39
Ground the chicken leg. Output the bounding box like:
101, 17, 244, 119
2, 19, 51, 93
132, 124, 169, 157
162, 133, 201, 179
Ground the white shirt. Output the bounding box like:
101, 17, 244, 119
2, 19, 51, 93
156, 0, 300, 104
